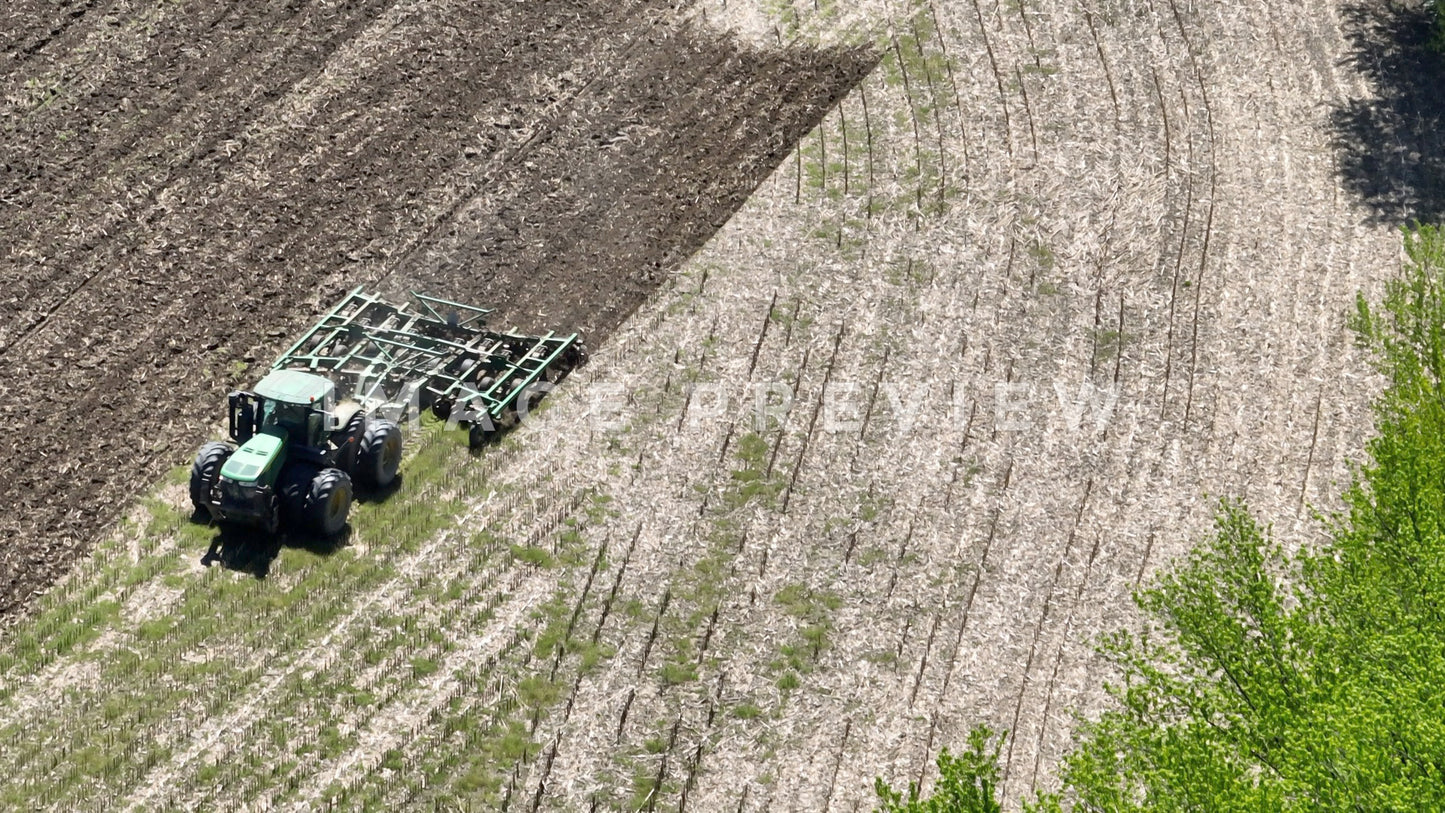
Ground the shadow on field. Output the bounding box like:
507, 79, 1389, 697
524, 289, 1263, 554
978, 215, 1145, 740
354, 472, 404, 506
192, 472, 403, 578
198, 523, 282, 580
1332, 1, 1445, 225
196, 516, 356, 579
200, 525, 355, 583
199, 523, 353, 580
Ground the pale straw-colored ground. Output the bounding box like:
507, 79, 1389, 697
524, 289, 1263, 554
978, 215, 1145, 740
0, 0, 1407, 809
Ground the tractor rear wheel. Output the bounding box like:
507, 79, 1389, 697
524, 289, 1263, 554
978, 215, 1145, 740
358, 419, 403, 488
189, 442, 233, 513
336, 411, 368, 476
304, 468, 352, 537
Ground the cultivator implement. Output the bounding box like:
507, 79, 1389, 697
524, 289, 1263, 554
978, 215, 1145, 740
273, 287, 587, 445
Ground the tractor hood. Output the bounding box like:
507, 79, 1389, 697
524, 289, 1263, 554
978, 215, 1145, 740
220, 429, 287, 484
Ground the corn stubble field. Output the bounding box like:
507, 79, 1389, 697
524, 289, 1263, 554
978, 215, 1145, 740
0, 0, 1421, 809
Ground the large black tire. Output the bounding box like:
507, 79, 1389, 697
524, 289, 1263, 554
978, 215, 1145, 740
568, 342, 589, 369
335, 410, 368, 476
430, 397, 454, 422
261, 491, 282, 535
189, 442, 233, 513
277, 464, 317, 529
357, 419, 403, 488
303, 468, 352, 537
468, 412, 504, 450
468, 422, 495, 450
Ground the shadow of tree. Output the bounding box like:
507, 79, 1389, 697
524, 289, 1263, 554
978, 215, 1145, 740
1332, 1, 1445, 225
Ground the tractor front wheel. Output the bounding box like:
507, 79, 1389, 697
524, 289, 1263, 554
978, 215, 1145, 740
304, 468, 352, 537
189, 442, 233, 514
358, 419, 403, 489
278, 465, 314, 529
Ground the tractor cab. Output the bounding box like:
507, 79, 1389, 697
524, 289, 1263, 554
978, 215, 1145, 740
231, 370, 338, 450
197, 369, 366, 535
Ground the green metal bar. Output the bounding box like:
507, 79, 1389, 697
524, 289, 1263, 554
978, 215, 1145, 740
411, 291, 493, 329
271, 285, 368, 371
361, 334, 459, 364
305, 320, 359, 365
295, 291, 407, 374
269, 288, 579, 426
344, 325, 487, 358
288, 336, 444, 374
476, 333, 577, 417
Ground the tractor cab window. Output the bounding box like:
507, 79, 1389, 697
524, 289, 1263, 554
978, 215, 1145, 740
260, 400, 310, 438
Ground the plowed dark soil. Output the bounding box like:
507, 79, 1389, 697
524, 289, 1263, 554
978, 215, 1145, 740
0, 0, 874, 620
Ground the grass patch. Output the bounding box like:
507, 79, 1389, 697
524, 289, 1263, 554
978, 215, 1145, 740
509, 544, 556, 569
731, 702, 764, 720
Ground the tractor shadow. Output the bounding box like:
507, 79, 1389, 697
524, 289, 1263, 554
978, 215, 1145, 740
197, 520, 354, 579
354, 472, 404, 505
191, 476, 402, 578
196, 520, 284, 580
1331, 1, 1445, 225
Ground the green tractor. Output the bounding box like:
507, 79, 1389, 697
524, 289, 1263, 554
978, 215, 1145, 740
187, 287, 585, 538
189, 369, 403, 537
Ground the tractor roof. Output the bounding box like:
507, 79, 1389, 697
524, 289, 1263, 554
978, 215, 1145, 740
255, 369, 333, 405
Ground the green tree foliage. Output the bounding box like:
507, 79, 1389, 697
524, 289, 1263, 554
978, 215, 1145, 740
878, 226, 1445, 810
875, 726, 1005, 813
1435, 1, 1445, 52
1062, 225, 1445, 810
1060, 226, 1445, 810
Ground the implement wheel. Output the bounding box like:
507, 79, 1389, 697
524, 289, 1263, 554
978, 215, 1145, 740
304, 468, 352, 537
468, 417, 500, 450
431, 397, 454, 422
189, 442, 233, 513
568, 342, 589, 369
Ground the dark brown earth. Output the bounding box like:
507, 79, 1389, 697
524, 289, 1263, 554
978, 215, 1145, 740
0, 0, 874, 620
